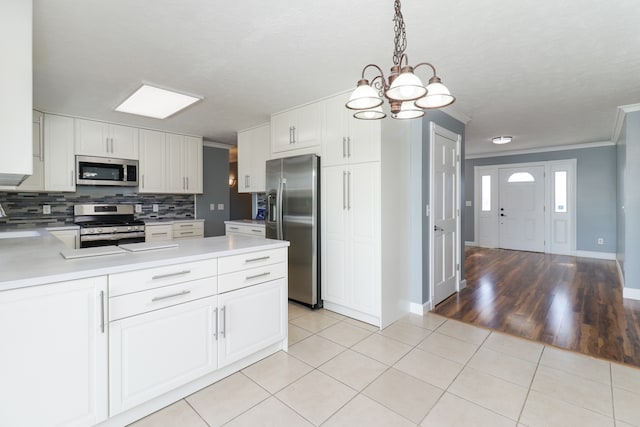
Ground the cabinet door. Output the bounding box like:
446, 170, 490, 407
75, 118, 108, 157
139, 129, 166, 193
270, 110, 293, 153
347, 111, 381, 164
323, 93, 349, 166
293, 101, 322, 148
250, 125, 270, 192
0, 277, 108, 427
348, 162, 381, 316
109, 124, 139, 160
184, 136, 203, 194
165, 133, 185, 193
109, 296, 218, 415
237, 129, 253, 193
218, 279, 286, 368
321, 166, 348, 305
44, 114, 76, 192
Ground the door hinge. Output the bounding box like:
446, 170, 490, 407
456, 154, 460, 162
456, 263, 460, 271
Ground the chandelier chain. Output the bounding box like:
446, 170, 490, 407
392, 0, 407, 66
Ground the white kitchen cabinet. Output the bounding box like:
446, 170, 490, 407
145, 223, 173, 242
237, 123, 270, 193
322, 162, 381, 320
166, 134, 203, 194
139, 129, 166, 193
44, 114, 76, 192
0, 111, 44, 192
0, 276, 108, 427
75, 118, 139, 160
173, 220, 204, 240
225, 223, 266, 237
271, 101, 322, 154
109, 295, 218, 415
323, 92, 381, 166
49, 228, 79, 249
217, 278, 287, 367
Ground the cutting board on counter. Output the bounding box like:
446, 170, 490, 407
60, 246, 126, 259
119, 242, 179, 252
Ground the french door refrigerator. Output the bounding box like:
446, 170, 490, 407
266, 154, 321, 308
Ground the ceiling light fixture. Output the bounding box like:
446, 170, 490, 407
346, 0, 455, 120
491, 136, 512, 145
115, 84, 202, 119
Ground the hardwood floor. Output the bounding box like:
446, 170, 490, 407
433, 246, 640, 367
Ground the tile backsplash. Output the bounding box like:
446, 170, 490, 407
0, 187, 195, 228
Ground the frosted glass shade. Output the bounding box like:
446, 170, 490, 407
391, 101, 424, 120
386, 71, 426, 101
415, 81, 455, 109
346, 82, 383, 110
354, 106, 386, 120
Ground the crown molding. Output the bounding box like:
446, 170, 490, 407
203, 140, 232, 149
612, 103, 640, 143
466, 140, 614, 159
441, 105, 471, 124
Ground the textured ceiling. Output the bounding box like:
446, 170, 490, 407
33, 0, 640, 155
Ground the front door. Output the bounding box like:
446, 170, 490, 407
498, 166, 545, 252
431, 124, 460, 306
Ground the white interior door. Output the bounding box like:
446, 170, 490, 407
498, 166, 545, 252
431, 124, 460, 306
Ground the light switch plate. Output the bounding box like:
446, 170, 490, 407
217, 203, 224, 210
43, 205, 51, 215
465, 201, 472, 207
152, 204, 159, 212
135, 204, 142, 213
210, 204, 216, 211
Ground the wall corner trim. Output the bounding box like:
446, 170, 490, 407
203, 141, 232, 149
623, 287, 640, 301
617, 259, 625, 289
410, 301, 432, 315
574, 250, 616, 260
441, 106, 471, 124
613, 103, 640, 143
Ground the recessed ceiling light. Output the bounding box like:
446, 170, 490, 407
492, 136, 512, 145
115, 84, 202, 119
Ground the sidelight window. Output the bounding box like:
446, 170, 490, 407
554, 171, 567, 212
481, 175, 491, 211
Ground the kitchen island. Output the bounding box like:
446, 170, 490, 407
0, 231, 289, 427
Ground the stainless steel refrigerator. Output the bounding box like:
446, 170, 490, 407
266, 154, 321, 308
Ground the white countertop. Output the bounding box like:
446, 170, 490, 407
145, 219, 205, 225
0, 230, 287, 292
224, 219, 266, 228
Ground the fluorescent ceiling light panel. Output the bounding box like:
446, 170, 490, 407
115, 84, 201, 119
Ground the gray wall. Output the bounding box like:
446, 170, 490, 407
465, 145, 617, 253
617, 121, 627, 278
420, 111, 466, 305
618, 111, 640, 289
196, 146, 229, 237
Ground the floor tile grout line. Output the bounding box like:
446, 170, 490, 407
514, 339, 546, 425
183, 397, 212, 427
610, 363, 617, 425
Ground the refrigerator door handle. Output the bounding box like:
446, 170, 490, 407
277, 180, 284, 240
343, 171, 347, 210
347, 171, 352, 210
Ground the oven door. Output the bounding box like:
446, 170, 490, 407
80, 233, 145, 248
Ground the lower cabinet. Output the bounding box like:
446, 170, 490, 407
0, 276, 108, 427
145, 223, 173, 242
48, 228, 79, 249
173, 221, 204, 240
225, 223, 266, 237
109, 295, 219, 415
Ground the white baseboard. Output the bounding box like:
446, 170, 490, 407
617, 259, 625, 288
465, 241, 478, 247
410, 301, 432, 315
623, 287, 640, 301
459, 279, 467, 291
574, 250, 616, 260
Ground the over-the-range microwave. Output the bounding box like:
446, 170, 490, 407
76, 155, 138, 187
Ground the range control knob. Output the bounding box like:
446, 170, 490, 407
127, 226, 132, 231
97, 228, 102, 233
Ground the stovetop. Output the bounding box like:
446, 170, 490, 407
76, 219, 145, 228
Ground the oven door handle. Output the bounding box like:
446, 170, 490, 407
80, 232, 146, 242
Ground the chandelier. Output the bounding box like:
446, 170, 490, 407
346, 0, 455, 120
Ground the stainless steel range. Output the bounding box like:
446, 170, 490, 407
74, 204, 145, 248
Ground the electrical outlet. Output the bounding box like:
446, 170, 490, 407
210, 203, 216, 211
152, 204, 159, 213
597, 238, 604, 245
42, 205, 51, 215
135, 204, 142, 213
217, 203, 224, 210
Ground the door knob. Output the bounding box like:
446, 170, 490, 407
500, 213, 506, 217
500, 208, 504, 211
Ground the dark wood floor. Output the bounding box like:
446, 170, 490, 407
433, 246, 640, 367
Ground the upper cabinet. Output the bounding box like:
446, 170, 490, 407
165, 134, 203, 194
138, 129, 166, 193
323, 92, 381, 166
44, 114, 76, 192
75, 119, 139, 160
237, 124, 270, 193
271, 101, 322, 154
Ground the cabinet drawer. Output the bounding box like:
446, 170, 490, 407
173, 222, 204, 239
109, 258, 217, 297
218, 262, 287, 294
109, 277, 217, 321
145, 225, 173, 242
226, 224, 266, 237
218, 248, 287, 275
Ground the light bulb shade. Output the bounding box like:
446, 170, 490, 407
415, 81, 455, 109
391, 101, 424, 120
386, 68, 427, 101
345, 80, 383, 110
354, 106, 386, 120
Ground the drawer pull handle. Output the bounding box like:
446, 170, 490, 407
230, 227, 239, 230
246, 272, 271, 280
151, 290, 191, 302
180, 231, 194, 235
151, 270, 191, 280
151, 232, 167, 236
251, 229, 262, 233
213, 307, 218, 340
245, 256, 270, 263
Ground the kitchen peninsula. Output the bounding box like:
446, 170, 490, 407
0, 231, 289, 427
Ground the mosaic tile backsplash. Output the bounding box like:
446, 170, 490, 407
0, 187, 195, 229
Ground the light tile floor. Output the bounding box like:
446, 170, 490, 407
130, 303, 640, 427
